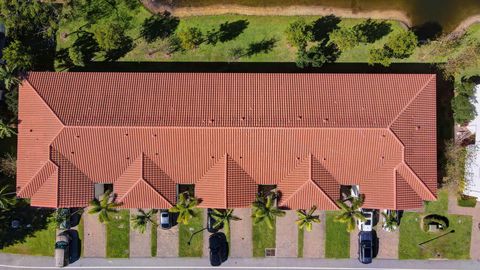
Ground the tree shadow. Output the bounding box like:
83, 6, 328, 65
413, 21, 443, 42
353, 19, 392, 43
141, 11, 180, 43
0, 200, 54, 249
245, 37, 277, 57
73, 32, 100, 60
311, 15, 341, 42
104, 36, 134, 61
207, 20, 249, 45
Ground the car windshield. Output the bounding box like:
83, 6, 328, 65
55, 241, 68, 249
161, 213, 168, 217
365, 219, 371, 225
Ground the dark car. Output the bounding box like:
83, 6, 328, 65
160, 210, 172, 230
358, 231, 373, 264
209, 232, 228, 266
207, 208, 223, 233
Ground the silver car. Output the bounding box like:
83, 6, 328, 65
160, 210, 172, 229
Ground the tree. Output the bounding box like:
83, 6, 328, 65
0, 64, 21, 91
334, 195, 366, 232
285, 19, 312, 48
88, 190, 122, 224
381, 211, 399, 232
0, 153, 17, 178
368, 47, 391, 66
93, 20, 129, 52
329, 28, 359, 51
296, 205, 321, 232
169, 192, 199, 225
2, 41, 33, 70
131, 209, 158, 233
385, 30, 418, 58
210, 209, 241, 237
452, 94, 476, 124
68, 46, 86, 67
251, 192, 285, 229
0, 185, 16, 210
295, 43, 339, 68
0, 120, 16, 139
177, 27, 203, 50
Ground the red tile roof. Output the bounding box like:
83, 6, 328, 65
16, 72, 437, 210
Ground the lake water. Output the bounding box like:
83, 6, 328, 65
170, 0, 480, 32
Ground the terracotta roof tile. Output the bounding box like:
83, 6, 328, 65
17, 72, 437, 210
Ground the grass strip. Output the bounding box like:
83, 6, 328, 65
106, 210, 130, 258
325, 211, 350, 258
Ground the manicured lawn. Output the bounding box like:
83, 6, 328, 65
178, 208, 203, 257
324, 211, 350, 258
106, 210, 130, 258
151, 213, 157, 257
398, 212, 472, 259
425, 188, 449, 215
252, 219, 276, 257
0, 216, 56, 256
298, 228, 304, 258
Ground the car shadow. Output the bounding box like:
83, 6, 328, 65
372, 230, 379, 258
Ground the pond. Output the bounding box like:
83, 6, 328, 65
165, 0, 480, 32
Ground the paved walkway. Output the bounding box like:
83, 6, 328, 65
275, 211, 298, 257
375, 222, 399, 259
303, 211, 325, 258
129, 209, 152, 257
447, 194, 480, 260
202, 209, 210, 257
349, 227, 359, 259
230, 208, 252, 258
156, 214, 178, 257
83, 209, 106, 257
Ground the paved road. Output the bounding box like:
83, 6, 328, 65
0, 253, 479, 270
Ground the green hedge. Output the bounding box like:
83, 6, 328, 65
457, 195, 477, 208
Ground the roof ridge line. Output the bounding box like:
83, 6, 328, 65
388, 74, 436, 128
308, 172, 340, 210
62, 126, 392, 130
397, 162, 436, 200
18, 160, 57, 197
224, 153, 228, 209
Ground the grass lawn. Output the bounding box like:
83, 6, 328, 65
425, 188, 449, 215
252, 219, 276, 257
298, 228, 304, 258
151, 213, 157, 257
106, 210, 130, 258
77, 216, 84, 257
0, 216, 56, 256
324, 211, 350, 258
398, 212, 472, 259
178, 208, 203, 257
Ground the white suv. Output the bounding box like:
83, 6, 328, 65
357, 209, 374, 231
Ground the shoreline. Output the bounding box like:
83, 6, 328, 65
141, 1, 480, 35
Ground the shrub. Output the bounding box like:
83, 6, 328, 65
0, 153, 16, 178
422, 214, 449, 232
93, 20, 128, 52
285, 19, 312, 48
457, 195, 477, 208
385, 30, 418, 58
368, 47, 391, 66
177, 27, 203, 50
452, 94, 476, 124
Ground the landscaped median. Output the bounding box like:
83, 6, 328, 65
106, 210, 130, 258
178, 208, 203, 257
325, 211, 350, 258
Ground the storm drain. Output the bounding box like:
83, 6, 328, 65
265, 248, 276, 257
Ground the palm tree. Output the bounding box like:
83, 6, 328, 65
296, 205, 321, 232
131, 209, 158, 233
211, 208, 241, 237
0, 120, 16, 139
169, 192, 199, 225
88, 190, 122, 224
0, 185, 16, 210
334, 195, 366, 232
251, 192, 286, 229
0, 64, 21, 91
382, 210, 399, 232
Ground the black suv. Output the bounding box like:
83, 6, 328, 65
207, 208, 223, 233
358, 231, 373, 264
209, 232, 228, 266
